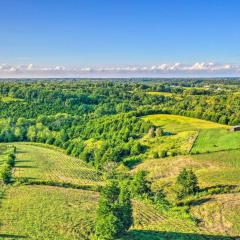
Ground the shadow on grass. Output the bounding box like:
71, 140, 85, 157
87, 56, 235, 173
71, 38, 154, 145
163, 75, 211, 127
188, 197, 212, 206
15, 160, 33, 164
123, 230, 239, 240
0, 234, 27, 239
15, 165, 35, 169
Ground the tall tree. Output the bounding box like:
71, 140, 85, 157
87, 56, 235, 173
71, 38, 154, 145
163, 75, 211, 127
95, 180, 133, 240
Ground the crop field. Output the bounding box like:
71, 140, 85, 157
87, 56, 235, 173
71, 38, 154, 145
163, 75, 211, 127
12, 143, 101, 186
191, 129, 240, 154
142, 114, 229, 133
0, 185, 98, 240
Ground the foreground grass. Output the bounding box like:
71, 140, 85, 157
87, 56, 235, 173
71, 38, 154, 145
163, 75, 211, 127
12, 143, 101, 186
0, 185, 98, 240
121, 230, 236, 240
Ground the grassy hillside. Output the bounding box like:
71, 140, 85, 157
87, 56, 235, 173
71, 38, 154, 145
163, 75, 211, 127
190, 193, 240, 236
142, 114, 229, 133
13, 143, 101, 186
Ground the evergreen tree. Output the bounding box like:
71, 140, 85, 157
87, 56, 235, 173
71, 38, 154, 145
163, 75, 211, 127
95, 180, 133, 240
130, 170, 151, 197
176, 168, 199, 199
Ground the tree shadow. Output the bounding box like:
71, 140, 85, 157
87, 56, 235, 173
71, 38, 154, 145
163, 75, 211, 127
188, 197, 212, 206
15, 160, 33, 164
15, 165, 35, 169
124, 230, 239, 240
0, 234, 27, 239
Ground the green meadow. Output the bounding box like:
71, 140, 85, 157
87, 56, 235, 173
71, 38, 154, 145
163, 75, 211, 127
142, 114, 229, 133
192, 129, 240, 154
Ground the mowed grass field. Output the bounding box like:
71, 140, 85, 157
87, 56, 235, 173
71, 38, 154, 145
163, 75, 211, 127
190, 193, 240, 236
0, 185, 98, 240
12, 143, 101, 186
191, 129, 240, 153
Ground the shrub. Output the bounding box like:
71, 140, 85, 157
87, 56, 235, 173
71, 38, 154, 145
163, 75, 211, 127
153, 189, 169, 206
159, 150, 168, 158
7, 153, 16, 167
1, 163, 12, 184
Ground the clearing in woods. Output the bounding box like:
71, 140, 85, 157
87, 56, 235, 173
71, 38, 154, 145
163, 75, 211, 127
142, 114, 230, 133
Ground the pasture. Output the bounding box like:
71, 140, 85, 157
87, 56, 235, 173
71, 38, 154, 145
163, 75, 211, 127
191, 129, 240, 154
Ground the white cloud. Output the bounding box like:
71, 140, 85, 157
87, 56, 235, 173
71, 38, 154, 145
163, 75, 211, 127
0, 62, 240, 77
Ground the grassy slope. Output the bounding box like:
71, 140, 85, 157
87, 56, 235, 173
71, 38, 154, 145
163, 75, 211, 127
0, 143, 100, 240
13, 142, 101, 186
142, 114, 240, 155
135, 114, 240, 238
133, 149, 240, 237
190, 193, 240, 236
142, 114, 229, 133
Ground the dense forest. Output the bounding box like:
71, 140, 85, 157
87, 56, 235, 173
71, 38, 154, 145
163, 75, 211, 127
0, 79, 239, 169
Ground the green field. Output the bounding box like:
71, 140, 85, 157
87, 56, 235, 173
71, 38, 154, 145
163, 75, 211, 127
0, 96, 25, 102
192, 149, 240, 186
192, 129, 240, 154
142, 114, 240, 155
12, 143, 101, 186
0, 185, 98, 240
146, 91, 174, 97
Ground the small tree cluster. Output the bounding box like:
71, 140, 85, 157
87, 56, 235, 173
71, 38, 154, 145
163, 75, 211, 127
148, 127, 164, 138
95, 180, 133, 240
175, 168, 199, 200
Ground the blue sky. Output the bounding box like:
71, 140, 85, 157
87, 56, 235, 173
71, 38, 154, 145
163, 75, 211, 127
1, 0, 240, 77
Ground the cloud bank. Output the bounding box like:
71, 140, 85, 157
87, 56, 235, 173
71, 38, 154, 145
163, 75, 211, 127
0, 62, 239, 77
